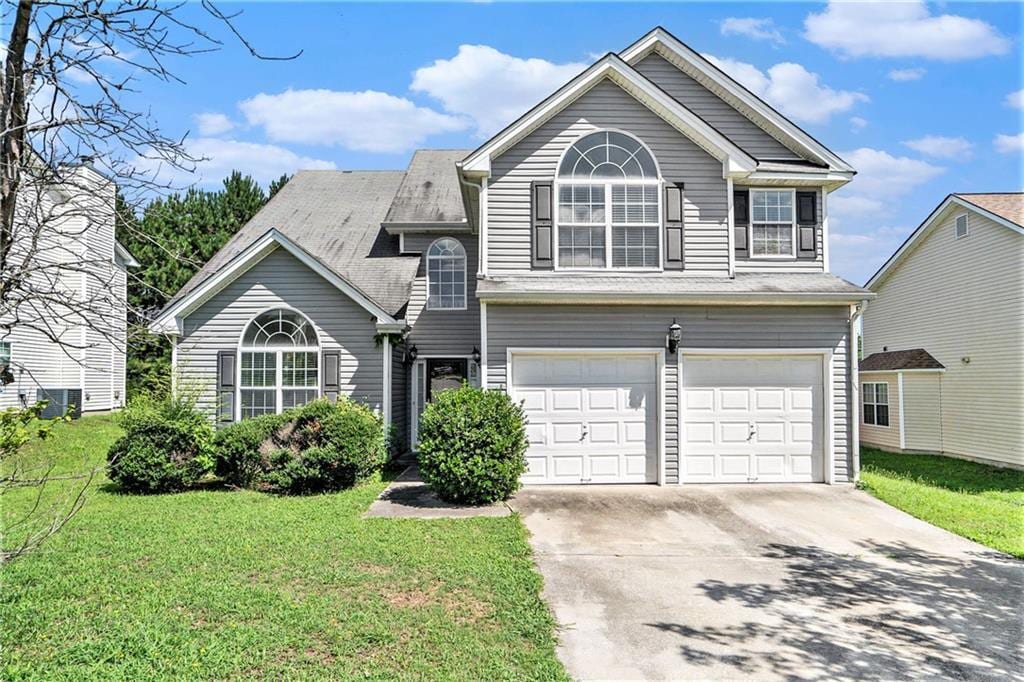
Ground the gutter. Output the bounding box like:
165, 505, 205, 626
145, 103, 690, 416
476, 291, 876, 306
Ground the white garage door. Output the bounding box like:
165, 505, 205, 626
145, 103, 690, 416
512, 353, 658, 484
682, 355, 825, 483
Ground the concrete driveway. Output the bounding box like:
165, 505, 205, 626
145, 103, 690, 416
511, 484, 1023, 681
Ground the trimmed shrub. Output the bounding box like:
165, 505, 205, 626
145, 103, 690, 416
107, 394, 214, 493
417, 386, 528, 505
214, 398, 386, 494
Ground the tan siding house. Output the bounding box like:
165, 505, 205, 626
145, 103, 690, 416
862, 193, 1023, 469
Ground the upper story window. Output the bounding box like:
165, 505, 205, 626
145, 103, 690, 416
751, 189, 795, 258
556, 131, 661, 270
955, 214, 969, 239
239, 308, 319, 419
427, 238, 466, 310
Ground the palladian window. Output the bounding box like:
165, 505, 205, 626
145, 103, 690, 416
556, 131, 661, 269
239, 308, 319, 419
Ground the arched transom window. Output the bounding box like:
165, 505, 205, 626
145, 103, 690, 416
556, 131, 661, 269
239, 308, 319, 419
427, 238, 466, 310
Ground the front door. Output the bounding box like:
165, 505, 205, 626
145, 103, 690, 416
426, 358, 468, 400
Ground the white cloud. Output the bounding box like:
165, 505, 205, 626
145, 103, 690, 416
850, 116, 868, 132
839, 147, 945, 199
1005, 90, 1024, 109
994, 133, 1024, 154
888, 68, 926, 82
703, 54, 868, 124
719, 17, 785, 45
411, 44, 587, 137
805, 1, 1010, 61
239, 89, 467, 154
194, 112, 235, 137
137, 138, 336, 188
902, 135, 974, 160
829, 224, 910, 284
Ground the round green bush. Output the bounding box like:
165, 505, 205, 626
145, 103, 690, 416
417, 386, 528, 505
107, 395, 214, 494
214, 398, 386, 494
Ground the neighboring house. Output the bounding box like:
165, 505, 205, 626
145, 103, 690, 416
0, 165, 138, 415
861, 193, 1023, 470
153, 27, 874, 485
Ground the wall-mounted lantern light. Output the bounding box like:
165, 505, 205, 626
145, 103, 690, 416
404, 344, 418, 365
471, 346, 481, 364
667, 319, 682, 355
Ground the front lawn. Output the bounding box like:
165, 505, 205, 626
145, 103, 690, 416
1, 415, 566, 680
860, 447, 1024, 558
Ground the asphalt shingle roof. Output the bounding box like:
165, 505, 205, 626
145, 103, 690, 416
382, 150, 471, 226
860, 348, 945, 372
954, 192, 1023, 228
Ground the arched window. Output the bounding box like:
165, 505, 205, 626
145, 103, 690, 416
426, 238, 466, 310
556, 131, 661, 269
239, 308, 319, 419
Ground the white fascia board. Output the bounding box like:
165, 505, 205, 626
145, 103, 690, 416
476, 291, 873, 306
621, 28, 854, 173
382, 220, 470, 235
461, 54, 756, 175
866, 195, 1024, 289
150, 229, 397, 335
740, 170, 854, 190
375, 320, 408, 333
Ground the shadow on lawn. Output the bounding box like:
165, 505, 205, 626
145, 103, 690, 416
647, 541, 1024, 680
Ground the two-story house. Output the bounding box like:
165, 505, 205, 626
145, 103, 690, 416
153, 27, 873, 485
1, 164, 137, 415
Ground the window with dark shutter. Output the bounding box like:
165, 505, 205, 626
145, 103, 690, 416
531, 181, 554, 269
796, 190, 818, 259
216, 350, 235, 423
664, 183, 684, 269
321, 350, 340, 403
733, 189, 750, 258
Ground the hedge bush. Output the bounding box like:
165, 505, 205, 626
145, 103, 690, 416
214, 398, 386, 494
107, 394, 214, 493
417, 386, 528, 505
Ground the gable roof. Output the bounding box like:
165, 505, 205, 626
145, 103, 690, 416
620, 27, 854, 173
866, 192, 1024, 289
382, 149, 472, 230
156, 171, 418, 329
461, 53, 757, 176
860, 349, 945, 372
954, 193, 1023, 228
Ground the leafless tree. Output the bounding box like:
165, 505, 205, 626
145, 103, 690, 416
0, 0, 298, 562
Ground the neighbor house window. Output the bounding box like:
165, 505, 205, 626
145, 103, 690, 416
863, 382, 890, 427
427, 238, 466, 310
0, 341, 10, 369
556, 131, 661, 269
751, 189, 795, 257
239, 308, 319, 419
955, 213, 969, 239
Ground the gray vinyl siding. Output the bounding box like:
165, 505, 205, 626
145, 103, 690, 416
863, 206, 1023, 468
487, 79, 729, 275
733, 186, 825, 273
859, 371, 901, 452
903, 373, 942, 452
635, 53, 803, 161
485, 304, 853, 483
177, 247, 384, 420
402, 234, 481, 355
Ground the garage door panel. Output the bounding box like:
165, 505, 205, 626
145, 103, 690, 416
755, 421, 786, 443
551, 422, 584, 444
525, 422, 546, 445
623, 421, 647, 444
756, 389, 785, 410
552, 389, 582, 411
587, 389, 618, 411
519, 389, 546, 412
553, 456, 584, 478
589, 422, 619, 444
684, 422, 715, 444
720, 454, 751, 477
720, 421, 750, 443
790, 388, 814, 410
686, 389, 714, 411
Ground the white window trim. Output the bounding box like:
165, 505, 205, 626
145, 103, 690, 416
553, 129, 664, 272
236, 306, 321, 420
749, 187, 797, 260
954, 213, 969, 239
426, 237, 468, 311
862, 381, 890, 428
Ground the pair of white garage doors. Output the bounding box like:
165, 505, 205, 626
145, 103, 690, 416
512, 351, 827, 485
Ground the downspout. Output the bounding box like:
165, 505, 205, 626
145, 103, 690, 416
850, 300, 868, 482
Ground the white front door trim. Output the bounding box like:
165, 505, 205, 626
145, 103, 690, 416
678, 347, 835, 485
410, 354, 480, 450
506, 347, 666, 485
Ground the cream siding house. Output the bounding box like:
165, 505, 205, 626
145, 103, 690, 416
861, 193, 1024, 469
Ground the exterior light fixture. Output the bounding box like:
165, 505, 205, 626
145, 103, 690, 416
471, 346, 481, 364
667, 319, 682, 355
404, 344, 418, 365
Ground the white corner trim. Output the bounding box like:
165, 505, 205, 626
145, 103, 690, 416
151, 229, 398, 334
726, 177, 736, 278
867, 195, 1024, 289
382, 334, 392, 429
897, 371, 905, 450
821, 188, 830, 272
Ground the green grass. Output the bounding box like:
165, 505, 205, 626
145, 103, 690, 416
1, 415, 567, 680
860, 447, 1024, 558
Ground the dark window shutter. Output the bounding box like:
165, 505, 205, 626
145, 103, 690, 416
664, 183, 684, 270
531, 181, 554, 269
733, 189, 749, 258
796, 190, 818, 260
322, 350, 341, 402
216, 350, 235, 423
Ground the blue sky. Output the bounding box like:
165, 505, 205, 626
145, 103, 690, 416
117, 1, 1021, 284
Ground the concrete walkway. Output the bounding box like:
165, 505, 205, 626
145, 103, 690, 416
364, 465, 511, 519
511, 484, 1024, 681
